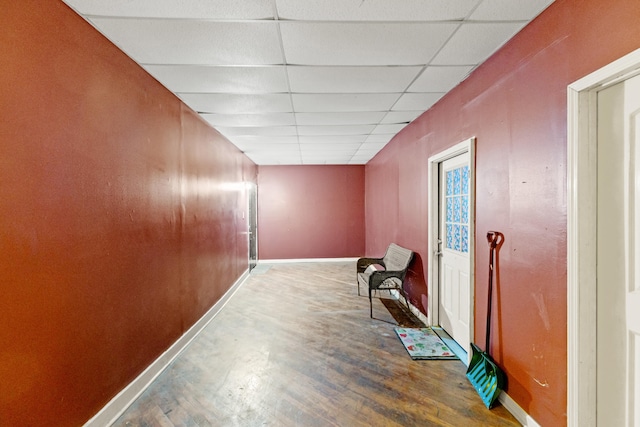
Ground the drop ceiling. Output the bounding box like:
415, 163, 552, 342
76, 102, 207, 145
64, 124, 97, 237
62, 0, 554, 165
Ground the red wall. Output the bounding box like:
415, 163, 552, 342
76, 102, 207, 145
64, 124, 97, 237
258, 165, 365, 259
365, 0, 640, 425
0, 2, 256, 425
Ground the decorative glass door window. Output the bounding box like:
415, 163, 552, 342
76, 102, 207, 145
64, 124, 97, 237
445, 165, 469, 252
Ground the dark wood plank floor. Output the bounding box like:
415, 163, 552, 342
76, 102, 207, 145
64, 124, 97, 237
113, 262, 520, 427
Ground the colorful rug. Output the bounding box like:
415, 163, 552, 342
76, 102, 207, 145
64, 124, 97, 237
394, 327, 458, 360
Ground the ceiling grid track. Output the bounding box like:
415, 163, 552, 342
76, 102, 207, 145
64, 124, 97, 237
63, 0, 555, 165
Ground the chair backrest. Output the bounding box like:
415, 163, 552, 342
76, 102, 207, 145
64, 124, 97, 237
383, 243, 414, 271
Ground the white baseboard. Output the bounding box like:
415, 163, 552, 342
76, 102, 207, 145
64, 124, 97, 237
84, 269, 250, 427
390, 289, 430, 326
499, 392, 541, 427
258, 257, 359, 264
391, 290, 538, 427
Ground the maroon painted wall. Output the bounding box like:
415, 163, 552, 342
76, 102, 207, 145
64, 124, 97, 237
0, 2, 256, 425
365, 0, 640, 425
258, 165, 365, 259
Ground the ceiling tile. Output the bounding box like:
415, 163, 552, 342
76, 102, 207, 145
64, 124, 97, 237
372, 124, 408, 134
297, 125, 375, 136
179, 93, 293, 114
287, 66, 422, 93
365, 134, 395, 143
469, 0, 555, 21
216, 126, 297, 137
63, 0, 275, 19
430, 22, 526, 65
292, 93, 400, 112
408, 66, 475, 92
144, 65, 289, 93
280, 22, 459, 66
392, 93, 445, 111
276, 0, 479, 21
230, 136, 299, 148
245, 145, 301, 155
357, 142, 389, 152
88, 18, 283, 65
380, 111, 424, 124
239, 142, 301, 152
299, 135, 367, 144
248, 154, 302, 165
327, 159, 357, 165
295, 112, 386, 126
301, 155, 354, 164
350, 155, 377, 164
64, 0, 553, 166
349, 158, 371, 165
200, 113, 296, 127
300, 143, 361, 152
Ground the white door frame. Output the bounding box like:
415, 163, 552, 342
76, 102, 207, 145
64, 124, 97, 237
567, 47, 640, 427
427, 137, 476, 362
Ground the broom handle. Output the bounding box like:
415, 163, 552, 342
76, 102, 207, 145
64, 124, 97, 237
486, 232, 499, 354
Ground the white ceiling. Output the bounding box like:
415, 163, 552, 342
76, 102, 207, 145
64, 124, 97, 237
62, 0, 554, 165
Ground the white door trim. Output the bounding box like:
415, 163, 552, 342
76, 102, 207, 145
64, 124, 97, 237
567, 47, 640, 427
427, 137, 476, 363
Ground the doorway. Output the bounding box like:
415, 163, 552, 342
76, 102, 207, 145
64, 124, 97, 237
428, 137, 476, 362
568, 48, 640, 426
247, 182, 258, 271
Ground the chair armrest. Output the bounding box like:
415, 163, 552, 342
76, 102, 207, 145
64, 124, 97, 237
368, 270, 406, 289
357, 257, 385, 273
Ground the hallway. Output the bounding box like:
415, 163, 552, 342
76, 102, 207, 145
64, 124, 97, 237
113, 262, 519, 426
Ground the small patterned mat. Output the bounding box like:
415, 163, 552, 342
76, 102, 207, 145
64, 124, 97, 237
394, 327, 458, 360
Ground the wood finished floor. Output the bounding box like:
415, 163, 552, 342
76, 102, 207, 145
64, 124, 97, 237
113, 262, 519, 427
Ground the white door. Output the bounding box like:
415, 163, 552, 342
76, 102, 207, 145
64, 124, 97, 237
438, 152, 471, 352
597, 72, 640, 427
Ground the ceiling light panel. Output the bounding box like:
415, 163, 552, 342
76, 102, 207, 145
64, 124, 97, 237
280, 22, 459, 66
276, 0, 479, 21
143, 65, 289, 94
88, 18, 283, 65
287, 66, 422, 93
63, 0, 275, 19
